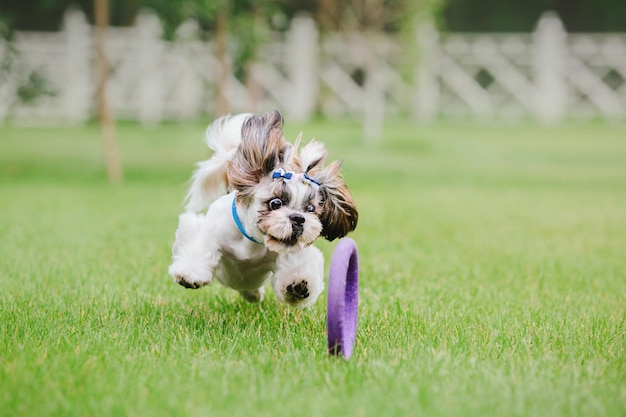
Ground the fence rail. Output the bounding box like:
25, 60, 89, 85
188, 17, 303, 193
1, 10, 625, 125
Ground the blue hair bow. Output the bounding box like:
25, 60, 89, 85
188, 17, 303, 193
302, 173, 321, 187
272, 168, 320, 188
272, 168, 293, 180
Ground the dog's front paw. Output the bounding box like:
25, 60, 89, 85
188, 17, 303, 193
276, 278, 322, 308
176, 277, 205, 289
273, 246, 324, 308
168, 261, 211, 290
286, 280, 310, 301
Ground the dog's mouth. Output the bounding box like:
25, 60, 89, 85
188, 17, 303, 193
289, 224, 304, 243
263, 225, 314, 251
258, 213, 321, 251
268, 228, 303, 247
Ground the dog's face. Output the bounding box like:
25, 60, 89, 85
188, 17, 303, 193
228, 110, 358, 252
250, 170, 325, 251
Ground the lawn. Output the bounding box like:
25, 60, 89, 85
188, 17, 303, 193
1, 120, 625, 417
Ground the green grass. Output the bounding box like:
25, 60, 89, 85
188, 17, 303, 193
1, 120, 625, 417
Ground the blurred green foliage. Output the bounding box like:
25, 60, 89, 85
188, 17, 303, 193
2, 0, 626, 33
442, 0, 626, 32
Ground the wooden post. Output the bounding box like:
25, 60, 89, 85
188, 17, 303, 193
175, 19, 203, 120
533, 11, 568, 124
137, 11, 164, 125
287, 15, 319, 121
63, 10, 91, 124
414, 18, 439, 122
95, 0, 122, 183
363, 38, 385, 143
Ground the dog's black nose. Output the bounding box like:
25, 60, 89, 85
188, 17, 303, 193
289, 214, 305, 225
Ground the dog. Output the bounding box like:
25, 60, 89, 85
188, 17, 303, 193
168, 110, 358, 307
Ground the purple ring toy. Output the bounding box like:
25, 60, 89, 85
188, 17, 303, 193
327, 238, 359, 359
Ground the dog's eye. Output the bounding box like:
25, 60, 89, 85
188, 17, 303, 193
305, 204, 315, 213
269, 198, 283, 210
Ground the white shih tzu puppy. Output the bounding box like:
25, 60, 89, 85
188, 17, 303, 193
168, 110, 358, 307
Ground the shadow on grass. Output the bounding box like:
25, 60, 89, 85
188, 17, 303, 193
120, 293, 328, 356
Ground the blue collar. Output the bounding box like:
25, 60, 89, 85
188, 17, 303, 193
231, 195, 262, 244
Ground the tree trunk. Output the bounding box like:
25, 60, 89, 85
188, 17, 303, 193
95, 0, 122, 183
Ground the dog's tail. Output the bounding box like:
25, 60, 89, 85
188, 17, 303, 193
184, 113, 253, 212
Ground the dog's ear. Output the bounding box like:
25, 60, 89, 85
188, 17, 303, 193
228, 110, 290, 197
298, 139, 327, 176
316, 160, 358, 241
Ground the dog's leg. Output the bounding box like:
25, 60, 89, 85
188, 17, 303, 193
168, 212, 219, 289
272, 246, 324, 308
238, 287, 265, 303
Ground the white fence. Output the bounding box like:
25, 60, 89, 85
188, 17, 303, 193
417, 13, 626, 123
1, 10, 625, 125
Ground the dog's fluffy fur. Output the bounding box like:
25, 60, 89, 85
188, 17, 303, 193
168, 110, 358, 307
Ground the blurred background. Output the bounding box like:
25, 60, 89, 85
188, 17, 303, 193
1, 0, 625, 130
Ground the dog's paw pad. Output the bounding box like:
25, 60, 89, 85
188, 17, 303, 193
178, 280, 199, 289
175, 276, 204, 289
286, 280, 310, 301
